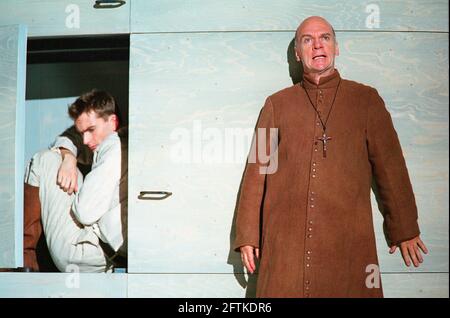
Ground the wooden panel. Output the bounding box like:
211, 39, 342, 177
0, 25, 27, 268
128, 32, 292, 273
128, 274, 255, 298
0, 273, 446, 297
382, 273, 449, 298
0, 273, 127, 297
129, 31, 448, 274
131, 0, 448, 33
128, 273, 448, 298
335, 32, 449, 272
0, 0, 129, 37
24, 98, 74, 166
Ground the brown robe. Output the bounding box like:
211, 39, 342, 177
234, 70, 420, 298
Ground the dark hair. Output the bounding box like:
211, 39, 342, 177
68, 89, 117, 121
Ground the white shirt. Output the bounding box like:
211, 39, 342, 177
54, 132, 127, 254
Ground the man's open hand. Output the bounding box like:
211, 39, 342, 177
240, 245, 260, 274
389, 235, 428, 267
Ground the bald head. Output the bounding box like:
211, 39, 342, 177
293, 16, 339, 84
295, 16, 336, 48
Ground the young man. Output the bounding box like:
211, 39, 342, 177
24, 90, 127, 272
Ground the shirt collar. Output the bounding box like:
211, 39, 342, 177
301, 69, 341, 89
94, 131, 119, 155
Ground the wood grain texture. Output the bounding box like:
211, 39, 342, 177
0, 273, 127, 297
0, 25, 26, 268
128, 31, 448, 274
335, 32, 449, 273
382, 273, 449, 298
0, 0, 130, 37
128, 273, 254, 298
0, 272, 445, 297
24, 98, 74, 167
131, 0, 448, 33
127, 273, 448, 298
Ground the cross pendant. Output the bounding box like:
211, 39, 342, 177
317, 132, 332, 158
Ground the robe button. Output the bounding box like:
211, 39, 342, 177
305, 293, 310, 298
307, 234, 312, 238
310, 205, 314, 208
305, 286, 310, 291
309, 220, 313, 225
312, 174, 316, 178
308, 227, 313, 232
306, 256, 311, 260
312, 162, 316, 166
316, 122, 320, 126
306, 263, 311, 267
306, 250, 312, 255
306, 280, 310, 284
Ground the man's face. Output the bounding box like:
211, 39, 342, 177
295, 17, 339, 77
75, 110, 116, 151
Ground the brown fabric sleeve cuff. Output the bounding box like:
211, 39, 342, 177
388, 225, 421, 247
233, 239, 259, 252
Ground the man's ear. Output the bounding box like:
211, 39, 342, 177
294, 49, 301, 62
109, 114, 119, 131
335, 41, 340, 56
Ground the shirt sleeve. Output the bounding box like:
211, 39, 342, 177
52, 136, 78, 157
366, 88, 420, 246
55, 125, 93, 166
71, 140, 121, 225
233, 97, 276, 251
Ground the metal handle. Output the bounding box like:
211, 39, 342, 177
138, 191, 172, 200
93, 0, 126, 9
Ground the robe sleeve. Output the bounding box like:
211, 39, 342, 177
366, 88, 420, 247
233, 97, 276, 251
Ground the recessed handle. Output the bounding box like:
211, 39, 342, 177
138, 191, 172, 200
93, 0, 126, 9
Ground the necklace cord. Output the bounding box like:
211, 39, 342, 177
302, 79, 341, 132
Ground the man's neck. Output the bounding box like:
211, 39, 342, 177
304, 68, 336, 86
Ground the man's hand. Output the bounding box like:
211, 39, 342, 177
240, 245, 259, 274
57, 148, 78, 195
389, 236, 428, 267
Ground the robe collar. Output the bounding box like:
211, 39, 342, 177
301, 69, 341, 89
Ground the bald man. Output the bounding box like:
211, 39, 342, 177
233, 16, 427, 298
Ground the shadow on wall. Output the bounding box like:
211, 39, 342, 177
226, 38, 304, 297
227, 164, 258, 298
287, 38, 304, 85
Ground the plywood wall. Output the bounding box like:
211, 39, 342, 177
127, 0, 448, 298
